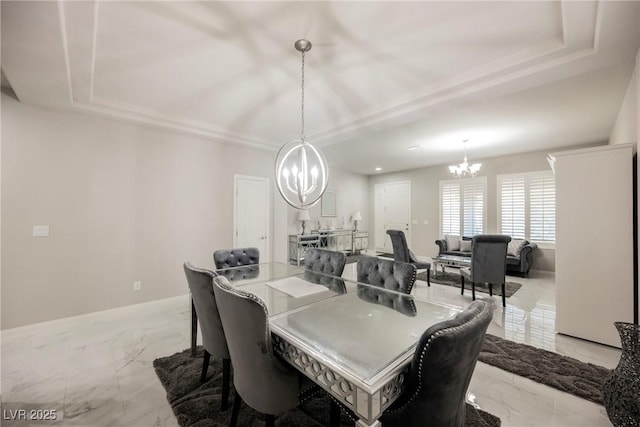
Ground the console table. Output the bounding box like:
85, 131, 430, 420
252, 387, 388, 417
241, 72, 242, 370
288, 230, 369, 265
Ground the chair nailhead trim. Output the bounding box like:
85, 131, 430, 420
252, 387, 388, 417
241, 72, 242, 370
214, 277, 279, 365
385, 304, 489, 414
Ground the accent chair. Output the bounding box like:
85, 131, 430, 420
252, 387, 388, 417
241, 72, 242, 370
194, 247, 259, 356
183, 262, 231, 411
380, 299, 494, 427
356, 255, 417, 294
304, 248, 346, 277
212, 275, 316, 427
213, 247, 260, 269
386, 229, 431, 286
459, 234, 512, 307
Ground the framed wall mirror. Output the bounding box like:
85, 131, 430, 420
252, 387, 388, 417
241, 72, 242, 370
321, 191, 337, 217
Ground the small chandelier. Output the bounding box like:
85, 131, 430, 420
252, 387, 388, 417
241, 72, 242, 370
275, 39, 329, 210
449, 139, 481, 178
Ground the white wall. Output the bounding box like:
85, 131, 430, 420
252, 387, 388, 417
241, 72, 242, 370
609, 67, 637, 145
609, 47, 639, 323
1, 94, 287, 329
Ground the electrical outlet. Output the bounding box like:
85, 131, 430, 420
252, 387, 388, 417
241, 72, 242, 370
33, 225, 50, 237
133, 281, 141, 291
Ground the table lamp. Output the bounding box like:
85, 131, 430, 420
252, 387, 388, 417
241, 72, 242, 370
351, 211, 362, 232
298, 209, 311, 235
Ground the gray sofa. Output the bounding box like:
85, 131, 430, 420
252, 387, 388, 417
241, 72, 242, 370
435, 237, 537, 277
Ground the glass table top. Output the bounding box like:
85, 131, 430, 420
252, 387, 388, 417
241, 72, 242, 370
218, 262, 462, 386
217, 263, 358, 316
216, 262, 304, 284
270, 285, 461, 385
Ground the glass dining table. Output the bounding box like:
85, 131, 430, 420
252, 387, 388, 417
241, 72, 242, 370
213, 262, 461, 427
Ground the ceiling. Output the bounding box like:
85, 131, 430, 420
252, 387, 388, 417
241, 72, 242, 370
1, 1, 639, 175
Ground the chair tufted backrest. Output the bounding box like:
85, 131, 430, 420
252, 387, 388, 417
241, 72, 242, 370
386, 230, 412, 263
213, 247, 260, 269
304, 249, 346, 277
381, 299, 493, 427
183, 262, 230, 359
217, 265, 260, 282
469, 235, 511, 284
212, 275, 299, 415
303, 270, 348, 294
356, 256, 417, 294
357, 285, 417, 317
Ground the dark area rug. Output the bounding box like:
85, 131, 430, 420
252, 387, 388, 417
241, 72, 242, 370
154, 347, 501, 426
417, 271, 522, 298
479, 334, 611, 405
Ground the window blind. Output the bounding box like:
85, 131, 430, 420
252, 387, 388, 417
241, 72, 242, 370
440, 177, 485, 237
463, 180, 485, 236
441, 182, 460, 235
529, 174, 556, 242
499, 176, 526, 238
498, 172, 555, 243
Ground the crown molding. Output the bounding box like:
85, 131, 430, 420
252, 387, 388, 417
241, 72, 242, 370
58, 1, 605, 150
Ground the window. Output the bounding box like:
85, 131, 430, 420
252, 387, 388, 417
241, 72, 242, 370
498, 171, 555, 243
440, 177, 486, 237
440, 182, 460, 235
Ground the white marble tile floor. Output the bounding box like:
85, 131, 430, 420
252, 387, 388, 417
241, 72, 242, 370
1, 261, 621, 426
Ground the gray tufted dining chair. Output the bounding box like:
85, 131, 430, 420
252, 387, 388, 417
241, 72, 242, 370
304, 248, 346, 277
191, 247, 260, 357
380, 299, 494, 427
386, 229, 431, 286
213, 247, 260, 269
183, 262, 231, 411
459, 235, 511, 307
212, 275, 317, 427
356, 256, 417, 294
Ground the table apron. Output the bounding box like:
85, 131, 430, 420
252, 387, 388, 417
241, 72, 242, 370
271, 333, 408, 425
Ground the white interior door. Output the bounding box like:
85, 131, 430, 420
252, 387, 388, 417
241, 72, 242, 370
234, 175, 270, 262
374, 181, 412, 253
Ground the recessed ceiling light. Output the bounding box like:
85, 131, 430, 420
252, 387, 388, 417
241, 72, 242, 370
375, 167, 382, 171
408, 145, 422, 151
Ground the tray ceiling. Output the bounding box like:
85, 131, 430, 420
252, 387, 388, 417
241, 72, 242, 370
1, 1, 639, 173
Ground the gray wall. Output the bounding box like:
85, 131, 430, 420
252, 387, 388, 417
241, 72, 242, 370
1, 94, 288, 329
285, 169, 369, 235
1, 93, 370, 329
367, 146, 605, 272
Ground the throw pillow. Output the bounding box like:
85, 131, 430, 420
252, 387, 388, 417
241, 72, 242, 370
459, 239, 472, 252
445, 234, 461, 251
507, 239, 527, 256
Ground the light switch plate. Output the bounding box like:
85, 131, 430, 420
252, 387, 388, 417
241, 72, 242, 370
33, 225, 50, 237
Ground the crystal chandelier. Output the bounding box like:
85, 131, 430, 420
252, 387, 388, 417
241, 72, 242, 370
275, 39, 329, 210
449, 139, 481, 178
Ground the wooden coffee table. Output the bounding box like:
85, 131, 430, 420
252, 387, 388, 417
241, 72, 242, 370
432, 254, 471, 276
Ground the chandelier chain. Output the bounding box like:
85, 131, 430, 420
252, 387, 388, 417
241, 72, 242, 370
300, 50, 305, 141
275, 39, 327, 210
